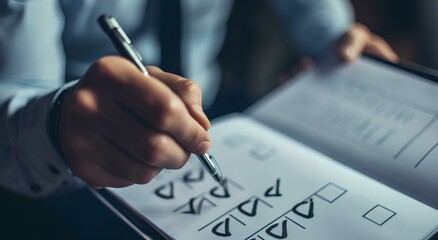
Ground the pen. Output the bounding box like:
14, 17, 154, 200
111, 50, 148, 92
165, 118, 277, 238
98, 14, 226, 186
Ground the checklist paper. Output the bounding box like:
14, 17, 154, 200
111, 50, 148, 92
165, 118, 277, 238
249, 57, 438, 209
111, 115, 438, 239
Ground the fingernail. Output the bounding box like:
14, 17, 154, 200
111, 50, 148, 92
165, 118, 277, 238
194, 141, 211, 154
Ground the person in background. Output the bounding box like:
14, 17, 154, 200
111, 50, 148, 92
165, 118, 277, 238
0, 0, 397, 197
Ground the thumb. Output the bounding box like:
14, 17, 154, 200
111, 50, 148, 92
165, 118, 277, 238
146, 66, 211, 131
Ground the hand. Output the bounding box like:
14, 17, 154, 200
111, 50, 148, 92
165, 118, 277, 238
339, 23, 399, 62
59, 56, 211, 188
279, 23, 398, 83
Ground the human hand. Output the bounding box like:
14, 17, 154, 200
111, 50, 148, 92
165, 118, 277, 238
279, 23, 398, 83
339, 23, 399, 62
58, 56, 210, 188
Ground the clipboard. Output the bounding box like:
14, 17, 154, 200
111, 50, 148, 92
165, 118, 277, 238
94, 56, 438, 239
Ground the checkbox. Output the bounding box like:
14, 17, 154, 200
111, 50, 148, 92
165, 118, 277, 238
363, 205, 396, 226
249, 145, 277, 161
223, 137, 245, 148
315, 183, 347, 203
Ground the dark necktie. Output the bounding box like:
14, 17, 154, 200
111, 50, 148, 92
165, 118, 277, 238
159, 0, 182, 76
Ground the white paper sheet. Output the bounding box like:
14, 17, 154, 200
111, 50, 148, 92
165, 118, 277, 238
112, 115, 438, 239
249, 57, 438, 209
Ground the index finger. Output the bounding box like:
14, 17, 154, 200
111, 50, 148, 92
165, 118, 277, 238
146, 66, 210, 130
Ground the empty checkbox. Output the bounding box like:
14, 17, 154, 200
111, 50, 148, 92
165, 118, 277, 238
315, 182, 347, 203
363, 205, 396, 226
249, 145, 277, 161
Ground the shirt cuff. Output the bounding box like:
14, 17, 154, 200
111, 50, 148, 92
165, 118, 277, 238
10, 81, 77, 197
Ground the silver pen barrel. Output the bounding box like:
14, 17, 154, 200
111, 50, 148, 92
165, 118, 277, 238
197, 153, 225, 185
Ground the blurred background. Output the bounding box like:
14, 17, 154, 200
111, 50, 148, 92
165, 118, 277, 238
351, 0, 437, 69
209, 0, 438, 118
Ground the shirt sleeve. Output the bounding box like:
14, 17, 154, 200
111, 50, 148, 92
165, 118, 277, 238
268, 0, 354, 58
0, 0, 72, 197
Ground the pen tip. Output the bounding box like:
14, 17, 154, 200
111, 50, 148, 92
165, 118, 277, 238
219, 177, 227, 187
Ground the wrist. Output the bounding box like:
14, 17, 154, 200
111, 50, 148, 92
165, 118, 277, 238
46, 81, 78, 156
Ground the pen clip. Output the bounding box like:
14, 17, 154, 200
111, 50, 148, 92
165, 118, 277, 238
98, 14, 148, 75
